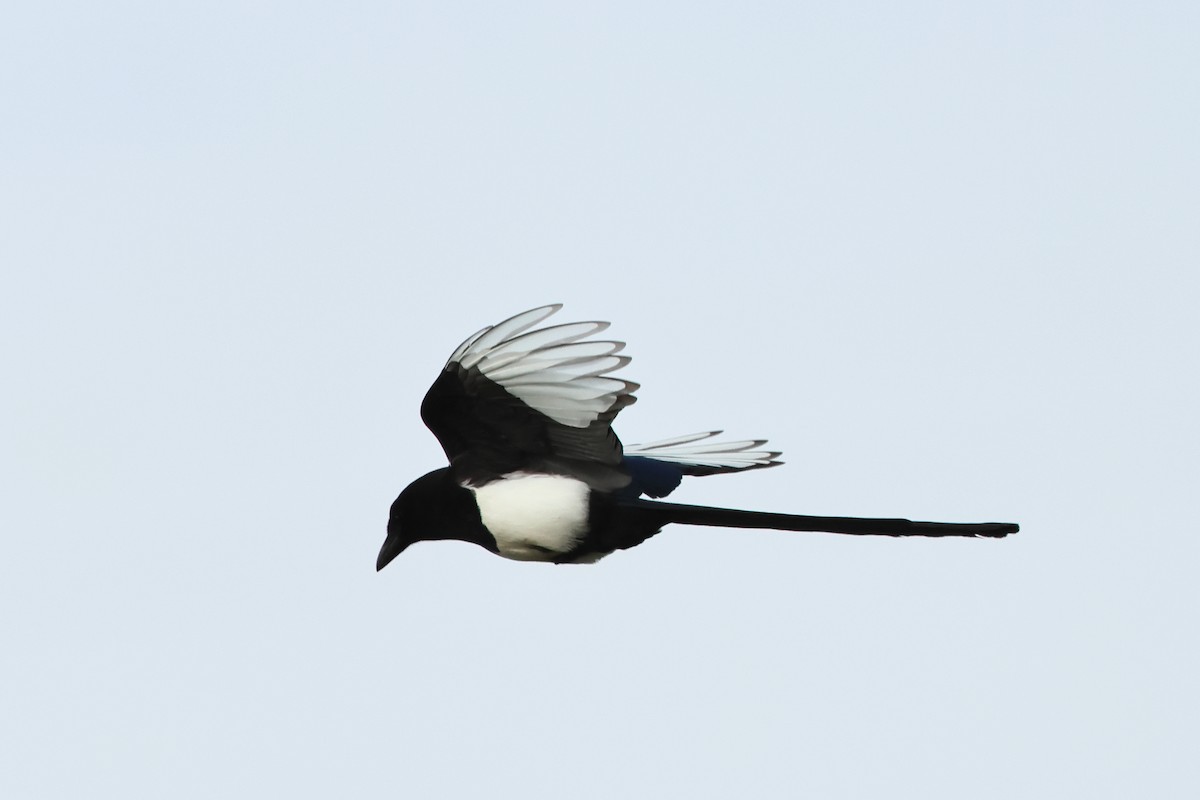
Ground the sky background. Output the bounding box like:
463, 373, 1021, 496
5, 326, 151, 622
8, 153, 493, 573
3, 2, 1198, 797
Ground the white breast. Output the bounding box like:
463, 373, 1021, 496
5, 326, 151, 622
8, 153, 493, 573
467, 473, 591, 561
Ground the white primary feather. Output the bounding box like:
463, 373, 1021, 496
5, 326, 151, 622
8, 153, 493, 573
445, 305, 637, 428
469, 321, 609, 368
624, 431, 782, 470
451, 305, 559, 364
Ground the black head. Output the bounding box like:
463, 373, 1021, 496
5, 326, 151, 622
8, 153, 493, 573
376, 467, 491, 571
376, 494, 415, 571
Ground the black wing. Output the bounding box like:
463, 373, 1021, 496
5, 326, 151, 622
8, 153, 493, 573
419, 305, 639, 489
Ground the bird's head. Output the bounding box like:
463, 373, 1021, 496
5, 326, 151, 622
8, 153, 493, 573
376, 493, 414, 571
377, 467, 483, 571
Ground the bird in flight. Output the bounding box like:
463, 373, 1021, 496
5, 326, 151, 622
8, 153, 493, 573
377, 305, 1017, 569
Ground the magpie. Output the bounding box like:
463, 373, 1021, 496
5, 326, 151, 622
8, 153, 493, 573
377, 305, 1018, 569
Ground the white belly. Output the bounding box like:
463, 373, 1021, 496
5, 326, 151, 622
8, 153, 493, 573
467, 473, 591, 561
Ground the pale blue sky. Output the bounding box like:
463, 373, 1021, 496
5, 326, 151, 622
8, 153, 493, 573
2, 2, 1197, 798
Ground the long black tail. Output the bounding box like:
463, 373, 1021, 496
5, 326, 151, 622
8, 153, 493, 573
634, 499, 1018, 538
